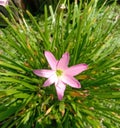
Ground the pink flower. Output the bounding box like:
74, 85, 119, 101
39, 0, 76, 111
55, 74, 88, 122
0, 0, 8, 6
33, 51, 88, 100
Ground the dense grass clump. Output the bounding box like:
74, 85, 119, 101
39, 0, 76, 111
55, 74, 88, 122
0, 0, 120, 127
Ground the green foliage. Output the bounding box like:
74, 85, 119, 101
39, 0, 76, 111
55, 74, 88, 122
0, 0, 120, 127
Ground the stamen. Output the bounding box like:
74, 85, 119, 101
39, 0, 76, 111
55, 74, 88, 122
56, 69, 63, 76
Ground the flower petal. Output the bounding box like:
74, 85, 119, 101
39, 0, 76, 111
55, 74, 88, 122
57, 52, 69, 70
0, 0, 8, 6
45, 51, 58, 70
62, 75, 81, 88
43, 74, 58, 87
65, 64, 88, 76
55, 81, 66, 100
33, 69, 54, 78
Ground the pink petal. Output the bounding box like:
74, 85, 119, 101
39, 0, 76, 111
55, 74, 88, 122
62, 75, 81, 88
45, 51, 58, 70
65, 64, 88, 76
57, 52, 69, 70
0, 0, 8, 6
55, 81, 66, 100
43, 74, 58, 87
33, 69, 54, 78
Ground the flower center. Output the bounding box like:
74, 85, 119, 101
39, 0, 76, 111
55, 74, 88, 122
56, 69, 63, 77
